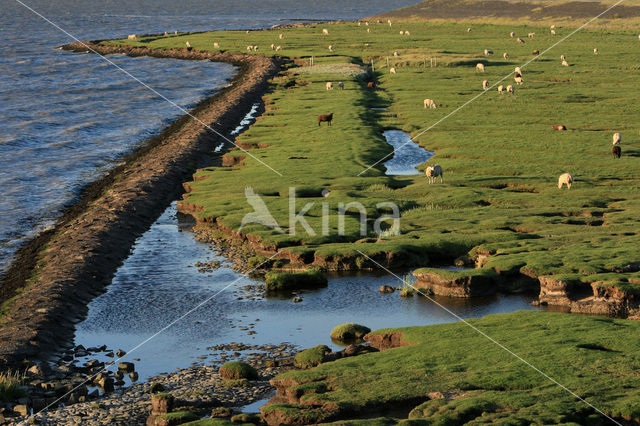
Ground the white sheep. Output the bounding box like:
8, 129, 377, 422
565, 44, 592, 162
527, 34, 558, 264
424, 98, 437, 109
426, 165, 443, 184
550, 24, 556, 29
388, 20, 392, 27
613, 132, 621, 145
507, 85, 515, 94
476, 63, 485, 72
405, 30, 411, 36
503, 52, 509, 59
510, 31, 515, 38
328, 45, 334, 52
551, 29, 556, 35
323, 28, 329, 35
390, 67, 396, 74
515, 66, 522, 75
253, 45, 259, 51
367, 28, 371, 33
498, 85, 505, 94
514, 75, 523, 85
483, 80, 490, 90
399, 30, 404, 35
467, 27, 472, 32
528, 32, 535, 38
562, 60, 569, 67
279, 33, 284, 39
338, 82, 344, 90
560, 54, 566, 62
326, 82, 333, 90
357, 22, 361, 26
186, 41, 191, 48
393, 51, 399, 57
270, 43, 275, 50
275, 45, 282, 51
484, 49, 494, 55
127, 34, 136, 40
558, 173, 573, 189
593, 48, 599, 54
517, 37, 525, 44
246, 45, 253, 51
365, 21, 369, 26
214, 42, 220, 48
174, 30, 178, 35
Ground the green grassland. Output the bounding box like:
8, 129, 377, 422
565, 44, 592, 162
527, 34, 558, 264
112, 15, 640, 294
266, 311, 640, 424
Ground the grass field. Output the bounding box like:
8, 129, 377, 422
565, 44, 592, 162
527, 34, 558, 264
264, 311, 640, 424
112, 17, 640, 298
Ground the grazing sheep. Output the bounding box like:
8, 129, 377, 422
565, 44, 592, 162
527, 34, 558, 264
247, 45, 253, 51
517, 37, 525, 44
484, 49, 494, 55
253, 45, 259, 51
426, 165, 444, 184
186, 41, 192, 51
174, 30, 178, 35
467, 27, 472, 32
558, 173, 573, 189
612, 145, 622, 158
127, 34, 136, 40
424, 98, 437, 109
510, 31, 515, 38
388, 19, 392, 26
483, 80, 490, 90
550, 24, 556, 29
560, 54, 566, 62
357, 22, 361, 26
507, 85, 515, 94
279, 33, 284, 39
367, 81, 376, 88
326, 82, 333, 90
214, 42, 220, 48
270, 43, 275, 50
338, 82, 344, 90
164, 31, 168, 36
503, 52, 509, 59
551, 29, 556, 35
318, 113, 333, 126
552, 125, 567, 131
514, 74, 523, 85
476, 63, 485, 72
393, 51, 399, 57
390, 67, 396, 74
275, 45, 282, 51
405, 30, 411, 36
613, 132, 621, 145
562, 60, 569, 67
594, 48, 599, 54
532, 49, 540, 55
328, 45, 334, 52
528, 32, 535, 37
399, 30, 404, 35
367, 28, 371, 33
498, 85, 505, 94
365, 22, 369, 26
515, 66, 522, 75
323, 28, 329, 35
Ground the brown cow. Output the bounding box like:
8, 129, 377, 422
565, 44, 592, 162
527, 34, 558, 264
612, 145, 621, 159
552, 125, 567, 131
532, 50, 540, 55
367, 81, 376, 88
318, 113, 333, 126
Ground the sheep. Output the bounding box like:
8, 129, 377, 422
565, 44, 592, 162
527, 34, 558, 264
558, 173, 573, 189
318, 113, 333, 126
388, 19, 392, 26
510, 31, 515, 38
484, 49, 494, 55
214, 42, 220, 48
328, 45, 334, 52
426, 165, 444, 184
498, 85, 505, 94
515, 66, 522, 75
528, 32, 535, 38
186, 41, 192, 51
517, 37, 525, 44
323, 28, 329, 35
405, 30, 411, 36
367, 28, 371, 33
613, 132, 621, 145
550, 24, 556, 29
246, 45, 253, 51
253, 45, 259, 51
483, 80, 490, 90
390, 67, 396, 74
270, 43, 275, 50
507, 85, 515, 94
424, 98, 437, 109
365, 21, 369, 26
503, 52, 509, 59
532, 49, 540, 55
560, 54, 566, 62
551, 29, 556, 35
279, 33, 284, 39
326, 82, 334, 90
275, 45, 282, 51
338, 82, 344, 90
399, 30, 404, 35
552, 125, 567, 131
467, 27, 472, 32
393, 51, 399, 57
127, 34, 137, 40
164, 31, 168, 36
612, 145, 622, 158
514, 74, 524, 85
476, 63, 485, 72
562, 60, 569, 67
174, 30, 178, 35
357, 22, 361, 26
594, 47, 599, 54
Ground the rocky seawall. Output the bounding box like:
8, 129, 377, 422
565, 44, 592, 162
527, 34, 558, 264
0, 41, 280, 369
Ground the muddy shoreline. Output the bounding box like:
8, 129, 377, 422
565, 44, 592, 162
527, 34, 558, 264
0, 41, 281, 370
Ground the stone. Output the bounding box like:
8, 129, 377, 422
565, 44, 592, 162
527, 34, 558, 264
379, 285, 395, 293
13, 404, 29, 417
151, 394, 174, 415
118, 362, 135, 372
116, 349, 126, 358
129, 372, 139, 382
97, 377, 114, 393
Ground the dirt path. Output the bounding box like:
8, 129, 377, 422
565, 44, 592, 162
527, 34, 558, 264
0, 42, 280, 369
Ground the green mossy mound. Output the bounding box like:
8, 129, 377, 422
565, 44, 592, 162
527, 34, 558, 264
294, 345, 331, 369
219, 362, 258, 381
230, 413, 262, 424
159, 411, 199, 424
330, 323, 371, 342
264, 270, 328, 292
